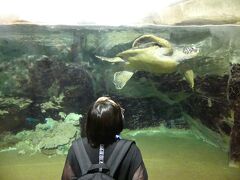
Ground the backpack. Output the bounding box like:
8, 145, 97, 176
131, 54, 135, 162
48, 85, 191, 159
72, 138, 134, 180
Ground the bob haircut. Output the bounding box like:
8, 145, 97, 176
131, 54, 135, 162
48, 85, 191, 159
86, 97, 124, 147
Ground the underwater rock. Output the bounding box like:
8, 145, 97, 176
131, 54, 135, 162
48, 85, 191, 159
0, 56, 36, 97
229, 102, 240, 168
228, 64, 240, 168
112, 96, 188, 129
0, 97, 32, 132
121, 98, 158, 129
183, 113, 229, 151
28, 56, 94, 119
181, 74, 231, 134
179, 63, 240, 167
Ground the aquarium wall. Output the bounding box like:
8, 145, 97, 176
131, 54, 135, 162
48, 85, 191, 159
0, 0, 240, 170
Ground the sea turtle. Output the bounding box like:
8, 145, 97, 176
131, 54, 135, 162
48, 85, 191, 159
96, 34, 199, 89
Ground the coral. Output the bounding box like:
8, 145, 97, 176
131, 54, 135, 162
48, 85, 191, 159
0, 110, 8, 116
10, 112, 81, 155
0, 132, 20, 149
63, 112, 82, 126
0, 97, 32, 110
35, 118, 58, 130
40, 93, 64, 113
38, 123, 76, 150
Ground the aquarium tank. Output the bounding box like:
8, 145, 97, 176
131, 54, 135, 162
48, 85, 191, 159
0, 0, 240, 179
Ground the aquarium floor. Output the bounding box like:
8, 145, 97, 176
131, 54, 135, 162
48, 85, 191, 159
0, 132, 239, 180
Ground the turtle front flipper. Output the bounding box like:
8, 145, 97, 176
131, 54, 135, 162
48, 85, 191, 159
113, 71, 134, 89
184, 69, 195, 89
95, 55, 125, 63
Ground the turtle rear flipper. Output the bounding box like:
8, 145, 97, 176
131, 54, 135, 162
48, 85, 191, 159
113, 71, 134, 89
95, 55, 125, 63
184, 69, 194, 89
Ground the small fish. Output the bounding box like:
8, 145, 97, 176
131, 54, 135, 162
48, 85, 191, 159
207, 97, 212, 107
115, 134, 121, 140
25, 117, 40, 126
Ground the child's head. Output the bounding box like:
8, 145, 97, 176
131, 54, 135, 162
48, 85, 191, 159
86, 97, 124, 147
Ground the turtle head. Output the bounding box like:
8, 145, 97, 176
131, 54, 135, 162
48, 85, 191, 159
183, 45, 199, 56
174, 45, 200, 61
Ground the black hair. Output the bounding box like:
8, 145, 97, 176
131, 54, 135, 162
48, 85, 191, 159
86, 97, 124, 147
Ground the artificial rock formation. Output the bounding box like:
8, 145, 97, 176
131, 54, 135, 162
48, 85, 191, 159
28, 56, 94, 119
229, 64, 240, 167
143, 0, 240, 25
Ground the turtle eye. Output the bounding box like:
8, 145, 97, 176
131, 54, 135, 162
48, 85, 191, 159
192, 46, 199, 53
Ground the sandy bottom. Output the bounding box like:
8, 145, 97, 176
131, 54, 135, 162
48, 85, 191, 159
134, 133, 240, 180
0, 132, 239, 180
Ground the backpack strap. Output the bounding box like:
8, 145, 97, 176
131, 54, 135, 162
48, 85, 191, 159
72, 138, 92, 175
87, 163, 110, 173
107, 139, 134, 177
73, 138, 134, 177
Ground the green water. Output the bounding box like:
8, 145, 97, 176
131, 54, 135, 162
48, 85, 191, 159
0, 130, 239, 180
